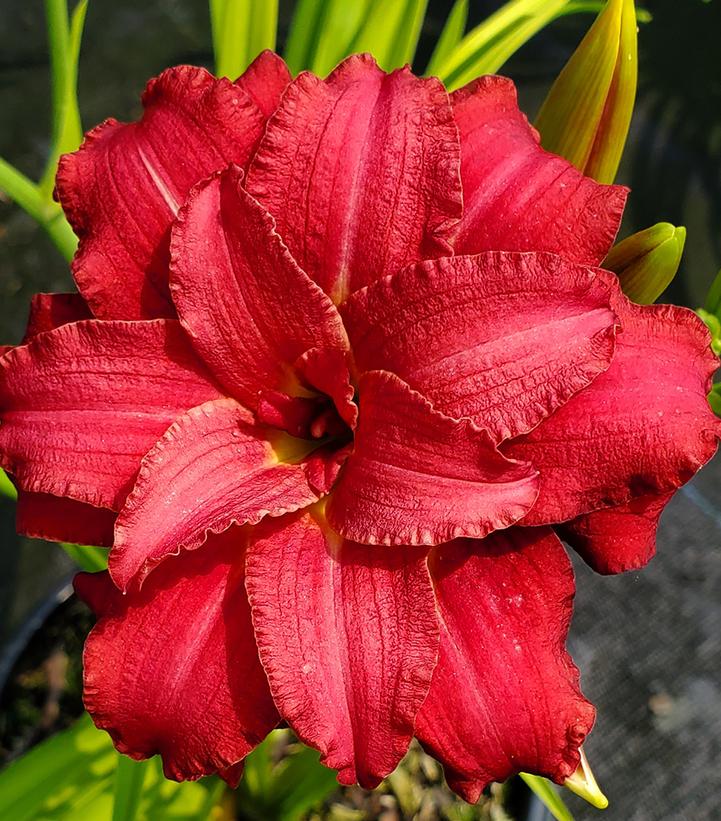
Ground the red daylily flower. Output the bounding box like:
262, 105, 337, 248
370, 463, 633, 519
1, 51, 719, 799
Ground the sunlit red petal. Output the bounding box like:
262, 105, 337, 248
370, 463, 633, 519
342, 252, 618, 442
111, 398, 319, 591
169, 166, 348, 408
416, 528, 595, 802
16, 490, 115, 547
75, 528, 279, 781
236, 49, 292, 116
558, 492, 674, 574
326, 371, 538, 545
0, 319, 221, 509
246, 53, 462, 302
22, 292, 92, 341
453, 76, 626, 265
56, 57, 287, 320
506, 297, 720, 525
245, 510, 438, 788
295, 348, 358, 430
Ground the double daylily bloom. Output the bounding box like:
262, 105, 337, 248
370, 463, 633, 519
0, 51, 718, 799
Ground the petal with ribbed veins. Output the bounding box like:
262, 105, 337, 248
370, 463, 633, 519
75, 528, 279, 782
246, 53, 462, 302
416, 528, 595, 803
170, 166, 348, 408
326, 371, 538, 546
22, 292, 92, 341
506, 296, 720, 525
0, 319, 221, 509
111, 398, 319, 591
56, 54, 289, 320
453, 76, 626, 265
245, 510, 438, 788
558, 492, 674, 575
342, 252, 618, 442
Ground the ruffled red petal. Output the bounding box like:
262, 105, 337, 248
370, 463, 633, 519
22, 292, 92, 341
246, 53, 462, 302
245, 510, 439, 788
16, 490, 115, 547
416, 528, 595, 802
56, 56, 288, 320
342, 252, 619, 442
169, 166, 349, 408
506, 296, 720, 525
452, 76, 626, 265
326, 371, 538, 545
0, 319, 221, 509
75, 528, 279, 781
111, 398, 319, 590
558, 492, 674, 574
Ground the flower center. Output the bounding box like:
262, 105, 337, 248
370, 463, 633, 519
255, 388, 353, 449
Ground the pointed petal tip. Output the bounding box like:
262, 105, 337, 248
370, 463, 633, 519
564, 748, 609, 810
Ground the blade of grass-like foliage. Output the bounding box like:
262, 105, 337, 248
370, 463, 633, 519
0, 469, 17, 500
61, 542, 109, 572
425, 0, 469, 76
346, 0, 429, 71
562, 1, 651, 20
0, 714, 225, 821
0, 157, 77, 260
432, 0, 571, 89
40, 0, 88, 197
212, 0, 278, 79
520, 773, 575, 821
236, 731, 338, 821
112, 756, 148, 821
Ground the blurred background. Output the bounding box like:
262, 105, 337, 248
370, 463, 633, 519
1, 1, 720, 819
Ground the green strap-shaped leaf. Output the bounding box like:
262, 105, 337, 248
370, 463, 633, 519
535, 0, 638, 184
212, 0, 279, 79
520, 773, 575, 821
425, 0, 469, 77
346, 0, 429, 71
112, 756, 148, 821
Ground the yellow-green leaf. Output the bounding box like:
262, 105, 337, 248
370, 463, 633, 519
535, 0, 637, 184
604, 222, 686, 303
425, 0, 469, 77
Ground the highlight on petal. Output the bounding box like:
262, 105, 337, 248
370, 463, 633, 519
17, 490, 115, 547
111, 398, 320, 591
452, 75, 627, 265
75, 528, 279, 782
246, 53, 462, 302
535, 0, 637, 185
326, 371, 538, 546
342, 252, 619, 442
506, 295, 721, 526
22, 292, 92, 342
170, 166, 349, 408
245, 509, 439, 788
415, 528, 595, 803
604, 222, 686, 304
558, 491, 674, 575
56, 62, 278, 321
0, 319, 221, 509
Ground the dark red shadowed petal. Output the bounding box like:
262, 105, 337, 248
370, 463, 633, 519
17, 490, 115, 547
245, 509, 439, 789
111, 398, 319, 591
246, 53, 462, 302
452, 76, 627, 265
170, 166, 349, 408
75, 528, 279, 782
342, 253, 618, 442
506, 296, 721, 526
295, 348, 358, 430
558, 492, 674, 575
56, 58, 287, 321
0, 319, 221, 509
416, 528, 595, 803
326, 371, 538, 546
22, 292, 92, 342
